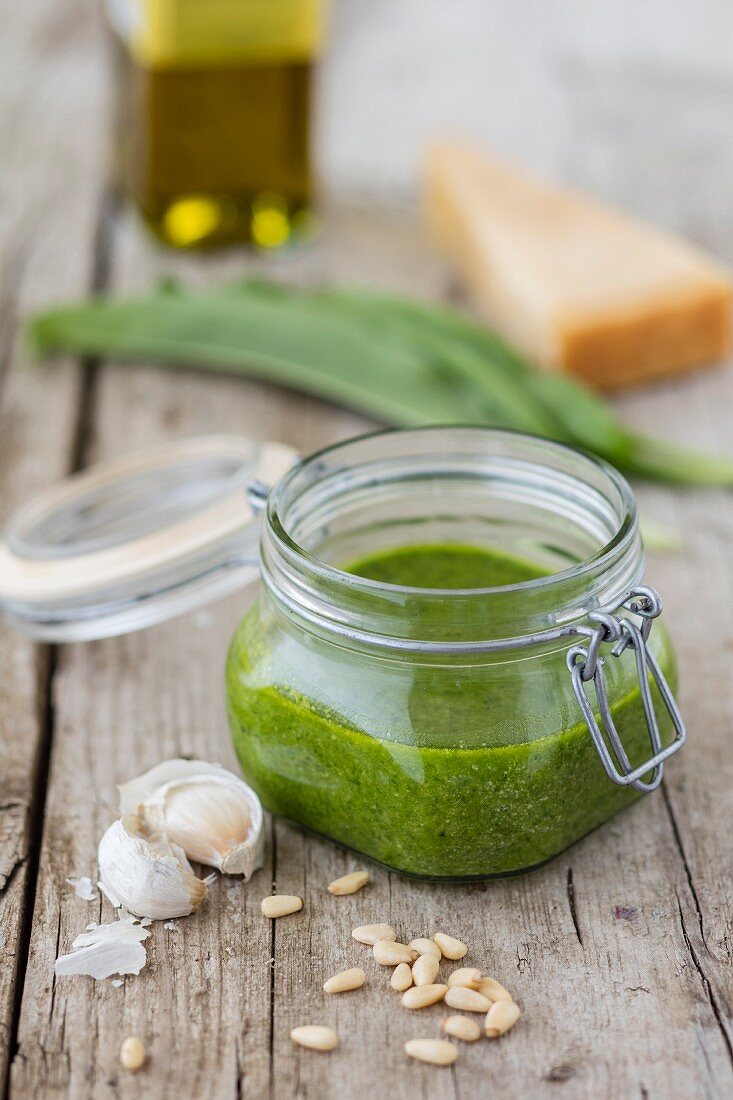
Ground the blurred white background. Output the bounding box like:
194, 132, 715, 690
320, 0, 733, 256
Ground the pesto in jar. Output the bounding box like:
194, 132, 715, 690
227, 544, 676, 878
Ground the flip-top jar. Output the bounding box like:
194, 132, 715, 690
0, 428, 685, 879
226, 428, 684, 878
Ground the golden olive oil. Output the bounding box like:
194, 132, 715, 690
108, 0, 324, 249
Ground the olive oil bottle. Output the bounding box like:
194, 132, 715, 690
106, 0, 326, 249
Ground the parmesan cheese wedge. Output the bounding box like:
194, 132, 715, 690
424, 141, 732, 388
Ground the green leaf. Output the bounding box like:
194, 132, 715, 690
639, 517, 682, 553
314, 285, 629, 457
28, 277, 733, 490
30, 289, 476, 427
315, 288, 560, 436
621, 433, 733, 486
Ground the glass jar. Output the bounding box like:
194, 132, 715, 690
226, 427, 685, 879
0, 428, 685, 879
105, 0, 327, 249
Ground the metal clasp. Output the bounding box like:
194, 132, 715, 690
566, 587, 686, 792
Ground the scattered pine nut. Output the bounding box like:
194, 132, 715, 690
404, 1038, 457, 1066
261, 895, 303, 918
409, 937, 441, 959
291, 1026, 339, 1051
323, 967, 366, 994
442, 1015, 482, 1042
328, 871, 369, 896
412, 953, 440, 987
478, 976, 514, 1003
373, 940, 417, 966
352, 923, 396, 945
445, 987, 492, 1013
401, 983, 448, 1009
447, 967, 483, 989
120, 1036, 145, 1071
485, 1000, 521, 1038
391, 962, 413, 991
433, 933, 468, 960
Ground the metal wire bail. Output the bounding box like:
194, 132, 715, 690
566, 587, 686, 792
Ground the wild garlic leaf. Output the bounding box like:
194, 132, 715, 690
29, 280, 733, 488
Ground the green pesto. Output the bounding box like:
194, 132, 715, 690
347, 542, 549, 588
227, 544, 676, 878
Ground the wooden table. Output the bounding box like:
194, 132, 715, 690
2, 3, 733, 1097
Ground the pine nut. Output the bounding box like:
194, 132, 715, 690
447, 967, 483, 989
401, 983, 448, 1009
412, 953, 440, 987
433, 933, 468, 960
373, 940, 417, 966
404, 1039, 457, 1066
291, 1026, 339, 1051
327, 871, 369, 896
485, 1000, 521, 1038
391, 962, 413, 991
409, 937, 441, 959
442, 1015, 482, 1042
445, 987, 491, 1013
120, 1036, 145, 1071
323, 967, 366, 994
478, 976, 514, 1003
352, 923, 396, 945
261, 895, 303, 918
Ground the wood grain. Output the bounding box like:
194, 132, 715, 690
0, 0, 106, 1091
2, 1, 733, 1098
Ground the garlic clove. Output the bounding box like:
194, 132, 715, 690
118, 759, 230, 812
119, 759, 264, 879
145, 779, 261, 877
98, 816, 207, 920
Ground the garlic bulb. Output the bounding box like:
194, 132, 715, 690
119, 759, 264, 878
98, 816, 207, 920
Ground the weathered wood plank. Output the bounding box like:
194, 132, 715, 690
618, 367, 733, 1067
0, 0, 107, 1092
270, 759, 732, 1098
11, 609, 277, 1100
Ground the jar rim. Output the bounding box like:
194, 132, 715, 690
263, 426, 644, 651
267, 425, 638, 599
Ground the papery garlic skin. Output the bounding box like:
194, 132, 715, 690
66, 875, 97, 901
98, 817, 207, 920
55, 919, 150, 980
119, 759, 264, 879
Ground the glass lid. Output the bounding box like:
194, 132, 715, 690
0, 435, 297, 642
